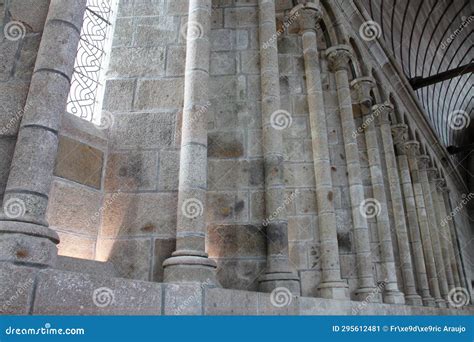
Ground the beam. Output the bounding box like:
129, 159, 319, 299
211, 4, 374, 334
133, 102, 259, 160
409, 62, 474, 90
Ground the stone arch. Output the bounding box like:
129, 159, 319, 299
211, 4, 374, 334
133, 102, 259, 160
321, 0, 346, 44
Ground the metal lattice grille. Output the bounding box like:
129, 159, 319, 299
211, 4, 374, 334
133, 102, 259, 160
67, 0, 117, 123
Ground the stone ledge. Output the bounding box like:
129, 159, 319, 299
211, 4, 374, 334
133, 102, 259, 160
2, 265, 472, 316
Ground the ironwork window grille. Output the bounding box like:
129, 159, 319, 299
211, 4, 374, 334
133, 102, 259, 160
67, 0, 118, 124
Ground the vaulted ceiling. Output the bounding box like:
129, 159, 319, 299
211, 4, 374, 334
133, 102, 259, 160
358, 0, 473, 150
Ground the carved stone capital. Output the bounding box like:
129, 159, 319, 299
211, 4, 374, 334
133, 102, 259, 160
350, 76, 375, 107
391, 124, 408, 146
404, 140, 420, 158
290, 1, 322, 32
417, 155, 431, 171
373, 102, 394, 124
326, 45, 352, 72
426, 167, 439, 181
435, 179, 448, 192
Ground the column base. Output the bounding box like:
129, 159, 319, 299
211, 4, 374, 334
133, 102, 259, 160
354, 287, 382, 303
422, 296, 436, 307
318, 280, 349, 300
259, 272, 301, 295
404, 294, 423, 306
383, 290, 406, 304
0, 221, 59, 267
435, 298, 447, 308
163, 254, 220, 287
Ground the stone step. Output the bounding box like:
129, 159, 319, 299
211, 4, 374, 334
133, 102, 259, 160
55, 256, 117, 278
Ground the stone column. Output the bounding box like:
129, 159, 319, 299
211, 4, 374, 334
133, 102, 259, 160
291, 2, 348, 299
429, 174, 455, 290
405, 141, 445, 307
326, 45, 378, 301
378, 107, 421, 306
257, 0, 300, 294
0, 0, 87, 267
391, 126, 434, 306
163, 0, 219, 285
442, 190, 468, 290
417, 155, 449, 302
352, 80, 405, 304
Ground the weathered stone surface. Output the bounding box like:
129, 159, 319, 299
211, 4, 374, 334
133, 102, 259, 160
54, 135, 103, 189
108, 46, 166, 77
56, 231, 96, 260
56, 256, 117, 277
152, 238, 175, 282
105, 150, 159, 191
207, 225, 266, 257
102, 79, 135, 112
204, 287, 259, 315
208, 131, 244, 158
0, 263, 36, 314
33, 269, 162, 315
135, 79, 184, 110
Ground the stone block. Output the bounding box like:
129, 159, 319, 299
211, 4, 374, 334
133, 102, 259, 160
134, 0, 165, 16
166, 45, 186, 76
108, 46, 166, 77
135, 78, 184, 110
165, 0, 188, 15
210, 29, 235, 51
56, 256, 117, 277
240, 50, 260, 74
105, 150, 159, 191
56, 231, 96, 260
47, 180, 103, 236
96, 238, 152, 281
0, 81, 29, 136
0, 263, 36, 314
54, 135, 104, 189
300, 269, 321, 298
208, 131, 244, 158
258, 291, 298, 315
204, 287, 259, 315
109, 112, 175, 149
214, 259, 265, 291
102, 79, 135, 112
59, 112, 108, 150
9, 0, 49, 32
207, 224, 266, 258
250, 190, 265, 222
210, 51, 236, 75
33, 269, 162, 315
224, 7, 258, 28
134, 16, 179, 46
164, 283, 203, 315
100, 192, 177, 238
158, 150, 180, 190
206, 191, 246, 223
112, 18, 134, 47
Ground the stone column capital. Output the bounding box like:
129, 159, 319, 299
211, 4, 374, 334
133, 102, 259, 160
373, 102, 394, 124
417, 154, 431, 170
326, 45, 352, 72
404, 140, 420, 157
350, 76, 375, 107
291, 1, 322, 32
426, 167, 439, 181
436, 179, 449, 192
391, 123, 408, 149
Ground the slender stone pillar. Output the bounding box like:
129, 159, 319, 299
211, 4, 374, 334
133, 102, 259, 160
429, 174, 455, 291
417, 156, 449, 302
378, 107, 421, 306
405, 141, 445, 307
326, 45, 378, 302
351, 79, 405, 304
163, 0, 219, 285
257, 0, 300, 294
0, 0, 87, 267
391, 126, 434, 306
291, 2, 348, 299
442, 190, 468, 290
